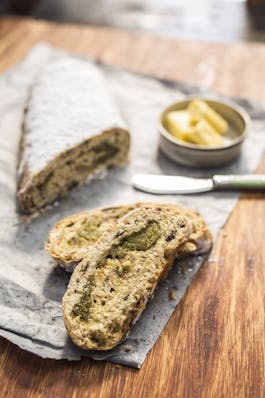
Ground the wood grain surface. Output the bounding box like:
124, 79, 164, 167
0, 17, 264, 398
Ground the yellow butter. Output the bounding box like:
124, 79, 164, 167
186, 118, 223, 146
188, 100, 228, 134
164, 110, 193, 140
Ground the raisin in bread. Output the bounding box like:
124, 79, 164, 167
62, 206, 191, 350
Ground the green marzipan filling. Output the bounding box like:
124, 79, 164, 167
23, 142, 119, 213
109, 221, 161, 258
92, 142, 119, 166
70, 276, 95, 322
67, 218, 102, 245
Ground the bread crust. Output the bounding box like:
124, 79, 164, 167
46, 202, 212, 271
62, 206, 192, 350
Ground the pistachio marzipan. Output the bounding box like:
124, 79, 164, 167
63, 206, 192, 351
17, 56, 130, 217
46, 202, 212, 271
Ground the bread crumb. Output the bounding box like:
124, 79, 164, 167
123, 344, 133, 352
168, 289, 176, 300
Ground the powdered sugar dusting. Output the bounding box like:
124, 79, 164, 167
19, 56, 127, 178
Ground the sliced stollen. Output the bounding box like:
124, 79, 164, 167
17, 56, 130, 217
46, 202, 212, 271
46, 204, 136, 271
62, 206, 192, 351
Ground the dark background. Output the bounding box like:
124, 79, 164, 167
1, 0, 265, 42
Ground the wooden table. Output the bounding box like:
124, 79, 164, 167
0, 17, 264, 398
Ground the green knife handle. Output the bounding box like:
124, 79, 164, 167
213, 174, 265, 190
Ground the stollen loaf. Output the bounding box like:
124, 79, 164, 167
18, 56, 130, 216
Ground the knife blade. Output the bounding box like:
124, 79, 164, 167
132, 174, 265, 194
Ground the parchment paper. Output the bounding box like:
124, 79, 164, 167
0, 43, 264, 368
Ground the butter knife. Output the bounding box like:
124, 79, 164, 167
132, 174, 265, 194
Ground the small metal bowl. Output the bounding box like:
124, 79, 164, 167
159, 97, 250, 168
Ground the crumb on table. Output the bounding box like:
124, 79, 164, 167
123, 344, 133, 352
168, 289, 176, 300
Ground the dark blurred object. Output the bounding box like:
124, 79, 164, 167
247, 0, 265, 33
248, 0, 265, 9
1, 0, 39, 14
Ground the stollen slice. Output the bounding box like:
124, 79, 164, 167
46, 202, 212, 271
62, 206, 192, 350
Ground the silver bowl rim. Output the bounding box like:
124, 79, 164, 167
159, 96, 250, 152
